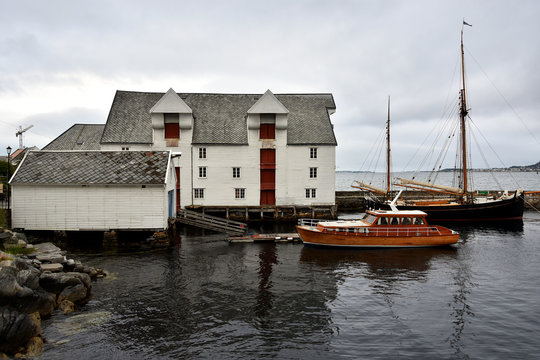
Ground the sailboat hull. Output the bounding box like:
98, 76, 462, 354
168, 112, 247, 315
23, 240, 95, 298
367, 192, 524, 223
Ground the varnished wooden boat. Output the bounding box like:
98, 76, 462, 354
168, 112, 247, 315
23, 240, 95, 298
296, 208, 459, 248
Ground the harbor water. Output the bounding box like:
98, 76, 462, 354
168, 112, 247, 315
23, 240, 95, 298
40, 171, 539, 359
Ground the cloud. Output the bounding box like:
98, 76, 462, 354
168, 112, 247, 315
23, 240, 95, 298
0, 0, 539, 172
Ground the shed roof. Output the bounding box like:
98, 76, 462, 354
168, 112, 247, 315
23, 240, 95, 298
10, 151, 171, 185
100, 91, 337, 145
43, 124, 105, 150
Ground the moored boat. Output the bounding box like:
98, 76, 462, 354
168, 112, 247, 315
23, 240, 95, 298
354, 23, 525, 223
296, 200, 459, 248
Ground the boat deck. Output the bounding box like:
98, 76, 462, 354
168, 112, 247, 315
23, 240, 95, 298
228, 233, 301, 243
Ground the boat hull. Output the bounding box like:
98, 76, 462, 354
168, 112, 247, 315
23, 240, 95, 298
367, 192, 524, 223
296, 226, 459, 248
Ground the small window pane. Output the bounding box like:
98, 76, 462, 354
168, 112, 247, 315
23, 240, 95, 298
194, 188, 204, 199
235, 188, 245, 199
199, 148, 206, 159
199, 167, 207, 178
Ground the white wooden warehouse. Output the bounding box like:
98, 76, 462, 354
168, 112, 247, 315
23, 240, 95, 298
42, 88, 338, 219
9, 150, 176, 231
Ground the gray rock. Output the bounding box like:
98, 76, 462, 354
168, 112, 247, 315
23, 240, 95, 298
0, 306, 40, 354
0, 260, 13, 268
36, 254, 65, 264
13, 232, 27, 242
13, 257, 32, 271
39, 272, 91, 295
32, 242, 63, 254
17, 268, 41, 290
0, 267, 22, 298
74, 260, 84, 272
41, 263, 64, 272
15, 289, 55, 318
58, 284, 88, 304
0, 232, 12, 240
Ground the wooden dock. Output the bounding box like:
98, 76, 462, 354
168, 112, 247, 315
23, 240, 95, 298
176, 209, 247, 236
228, 233, 301, 243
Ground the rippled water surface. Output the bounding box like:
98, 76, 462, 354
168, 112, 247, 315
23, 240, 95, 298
41, 210, 540, 359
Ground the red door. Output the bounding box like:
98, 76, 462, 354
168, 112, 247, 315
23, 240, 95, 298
260, 149, 276, 205
175, 167, 181, 212
260, 190, 275, 205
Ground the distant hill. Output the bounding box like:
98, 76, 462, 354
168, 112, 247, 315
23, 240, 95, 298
510, 161, 540, 171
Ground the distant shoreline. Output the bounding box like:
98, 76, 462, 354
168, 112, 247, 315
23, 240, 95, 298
337, 168, 539, 173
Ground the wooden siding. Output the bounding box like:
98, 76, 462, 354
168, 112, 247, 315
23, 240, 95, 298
12, 185, 169, 231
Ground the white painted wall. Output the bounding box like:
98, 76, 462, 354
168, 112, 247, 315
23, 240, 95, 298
279, 145, 336, 206
141, 112, 337, 208
12, 185, 170, 231
103, 103, 336, 209
189, 144, 259, 207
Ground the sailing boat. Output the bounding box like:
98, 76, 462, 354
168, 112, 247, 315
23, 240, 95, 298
355, 25, 524, 223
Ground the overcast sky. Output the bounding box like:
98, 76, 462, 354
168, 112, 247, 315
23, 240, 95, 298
1, 0, 539, 171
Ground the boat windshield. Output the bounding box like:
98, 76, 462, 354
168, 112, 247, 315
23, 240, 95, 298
362, 214, 377, 224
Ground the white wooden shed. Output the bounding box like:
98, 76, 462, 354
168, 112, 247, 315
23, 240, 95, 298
9, 150, 177, 231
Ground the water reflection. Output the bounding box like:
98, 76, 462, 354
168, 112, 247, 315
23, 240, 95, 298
300, 246, 458, 280
448, 258, 476, 360
255, 243, 278, 318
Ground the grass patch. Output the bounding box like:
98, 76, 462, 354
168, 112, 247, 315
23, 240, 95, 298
1, 245, 35, 256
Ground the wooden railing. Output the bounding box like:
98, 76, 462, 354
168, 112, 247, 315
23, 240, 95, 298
176, 209, 247, 235
298, 219, 452, 237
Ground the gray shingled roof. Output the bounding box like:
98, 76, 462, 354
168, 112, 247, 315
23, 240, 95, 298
11, 151, 170, 185
101, 91, 337, 145
43, 124, 105, 150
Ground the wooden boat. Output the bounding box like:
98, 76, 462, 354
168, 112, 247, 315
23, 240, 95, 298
354, 23, 525, 223
296, 194, 459, 248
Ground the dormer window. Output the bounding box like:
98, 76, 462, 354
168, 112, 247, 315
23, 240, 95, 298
164, 113, 180, 139
260, 114, 275, 140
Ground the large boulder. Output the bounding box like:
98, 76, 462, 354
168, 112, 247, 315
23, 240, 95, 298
39, 272, 91, 295
0, 267, 22, 299
17, 267, 41, 290
58, 284, 88, 305
0, 307, 39, 354
15, 289, 55, 318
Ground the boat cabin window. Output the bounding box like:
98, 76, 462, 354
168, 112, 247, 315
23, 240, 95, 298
362, 214, 377, 224
402, 217, 411, 225
377, 217, 388, 225
413, 217, 425, 225
390, 217, 399, 225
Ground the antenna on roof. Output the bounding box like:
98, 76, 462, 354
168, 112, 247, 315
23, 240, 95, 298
16, 125, 34, 149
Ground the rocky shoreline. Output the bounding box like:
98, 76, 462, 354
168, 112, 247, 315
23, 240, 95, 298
0, 228, 104, 358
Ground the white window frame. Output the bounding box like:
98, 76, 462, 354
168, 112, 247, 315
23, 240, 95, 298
194, 188, 205, 199
309, 167, 317, 178
199, 166, 207, 178
306, 188, 317, 198
235, 188, 246, 199
199, 147, 207, 159
233, 167, 241, 178
310, 147, 318, 159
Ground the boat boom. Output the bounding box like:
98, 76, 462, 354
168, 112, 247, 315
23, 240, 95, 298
396, 178, 464, 194
351, 181, 387, 195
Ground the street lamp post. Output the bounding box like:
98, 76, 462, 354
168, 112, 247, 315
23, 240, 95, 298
6, 146, 11, 219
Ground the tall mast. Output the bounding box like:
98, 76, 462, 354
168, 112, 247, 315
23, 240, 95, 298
386, 96, 391, 201
460, 27, 469, 198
